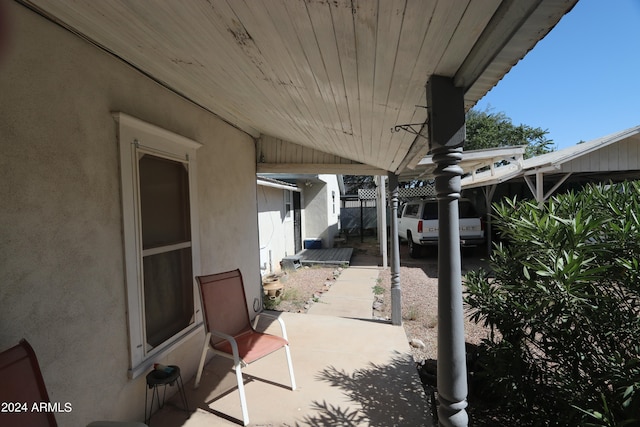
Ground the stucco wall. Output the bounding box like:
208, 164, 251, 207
0, 3, 259, 425
257, 185, 296, 274
301, 180, 327, 247
300, 176, 340, 248
319, 174, 341, 248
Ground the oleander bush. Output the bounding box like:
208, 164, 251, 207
465, 181, 640, 426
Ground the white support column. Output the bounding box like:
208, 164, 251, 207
387, 172, 402, 326
525, 171, 572, 208
536, 171, 544, 208
483, 184, 497, 255
379, 175, 388, 268
544, 173, 572, 201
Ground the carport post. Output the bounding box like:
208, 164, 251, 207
428, 75, 468, 427
387, 172, 402, 326
483, 184, 497, 255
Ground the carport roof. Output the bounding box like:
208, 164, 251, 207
461, 124, 640, 189
521, 125, 640, 172
399, 144, 526, 182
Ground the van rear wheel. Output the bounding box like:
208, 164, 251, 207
407, 232, 422, 258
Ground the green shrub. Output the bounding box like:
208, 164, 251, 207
281, 287, 299, 301
372, 284, 385, 296
465, 182, 640, 426
263, 296, 280, 310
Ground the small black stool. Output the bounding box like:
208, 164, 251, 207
144, 365, 188, 425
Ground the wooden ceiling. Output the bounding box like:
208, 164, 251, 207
22, 0, 577, 175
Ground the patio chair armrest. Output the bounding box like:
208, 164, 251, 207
209, 329, 242, 361
253, 311, 289, 341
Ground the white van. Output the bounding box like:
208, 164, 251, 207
398, 199, 485, 258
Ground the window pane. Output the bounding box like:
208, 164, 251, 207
143, 248, 194, 348
422, 203, 438, 220
284, 191, 292, 218
139, 155, 191, 249
458, 201, 479, 218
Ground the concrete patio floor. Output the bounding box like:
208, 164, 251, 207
148, 267, 434, 426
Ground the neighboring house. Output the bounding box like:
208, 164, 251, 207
257, 177, 300, 275
257, 174, 341, 274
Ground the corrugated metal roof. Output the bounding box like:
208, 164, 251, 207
461, 124, 640, 189
257, 176, 301, 192
522, 125, 640, 171
401, 145, 526, 181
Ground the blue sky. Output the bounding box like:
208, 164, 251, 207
474, 0, 640, 149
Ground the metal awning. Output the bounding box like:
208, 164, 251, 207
461, 125, 640, 191
401, 145, 526, 182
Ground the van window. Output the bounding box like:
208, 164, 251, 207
459, 201, 479, 218
421, 202, 438, 220
403, 203, 420, 218
420, 200, 479, 220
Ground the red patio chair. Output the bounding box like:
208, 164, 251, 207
194, 269, 296, 426
0, 339, 58, 427
0, 339, 147, 427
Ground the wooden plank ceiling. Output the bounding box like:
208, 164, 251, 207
22, 0, 577, 175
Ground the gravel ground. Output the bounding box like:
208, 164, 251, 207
377, 261, 490, 362
265, 239, 491, 363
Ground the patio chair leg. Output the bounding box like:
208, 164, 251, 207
235, 362, 250, 426
194, 332, 210, 389
284, 344, 296, 390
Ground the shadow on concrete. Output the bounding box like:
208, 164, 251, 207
297, 352, 433, 427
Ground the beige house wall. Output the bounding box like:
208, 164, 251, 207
320, 174, 341, 248
299, 175, 340, 248
0, 2, 260, 425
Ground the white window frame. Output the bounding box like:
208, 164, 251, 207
284, 189, 293, 221
114, 112, 203, 379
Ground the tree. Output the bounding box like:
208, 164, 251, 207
465, 108, 554, 158
342, 175, 376, 195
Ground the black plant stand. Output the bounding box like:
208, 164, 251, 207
144, 365, 188, 425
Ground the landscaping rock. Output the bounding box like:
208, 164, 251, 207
410, 338, 426, 349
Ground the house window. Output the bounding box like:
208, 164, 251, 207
332, 191, 336, 214
139, 154, 193, 348
284, 190, 292, 220
114, 113, 202, 378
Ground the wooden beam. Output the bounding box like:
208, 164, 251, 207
256, 163, 387, 176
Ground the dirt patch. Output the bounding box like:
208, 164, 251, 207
263, 266, 341, 313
